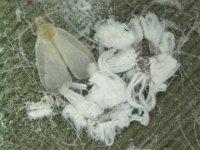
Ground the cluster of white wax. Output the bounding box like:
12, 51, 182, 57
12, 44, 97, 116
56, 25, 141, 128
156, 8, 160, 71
28, 13, 180, 146
60, 13, 180, 145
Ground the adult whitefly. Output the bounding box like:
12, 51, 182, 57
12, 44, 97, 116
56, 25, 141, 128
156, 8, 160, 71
35, 18, 72, 90
35, 17, 96, 91
159, 32, 175, 54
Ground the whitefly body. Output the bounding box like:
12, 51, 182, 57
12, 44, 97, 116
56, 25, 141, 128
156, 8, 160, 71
35, 17, 96, 90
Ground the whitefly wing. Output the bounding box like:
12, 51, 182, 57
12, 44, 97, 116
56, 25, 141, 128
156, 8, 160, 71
35, 37, 72, 90
52, 28, 96, 79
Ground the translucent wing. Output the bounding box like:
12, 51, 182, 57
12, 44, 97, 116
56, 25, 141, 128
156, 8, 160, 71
35, 37, 72, 90
52, 28, 96, 79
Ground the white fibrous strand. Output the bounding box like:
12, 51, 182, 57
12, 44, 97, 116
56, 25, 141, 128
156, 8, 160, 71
150, 54, 180, 85
86, 72, 126, 109
62, 104, 88, 131
59, 85, 104, 119
104, 48, 138, 73
27, 95, 54, 120
94, 18, 136, 50
126, 17, 144, 45
141, 13, 166, 54
87, 104, 134, 146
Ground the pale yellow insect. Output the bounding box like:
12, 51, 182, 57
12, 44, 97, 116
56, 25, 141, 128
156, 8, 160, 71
35, 17, 96, 90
